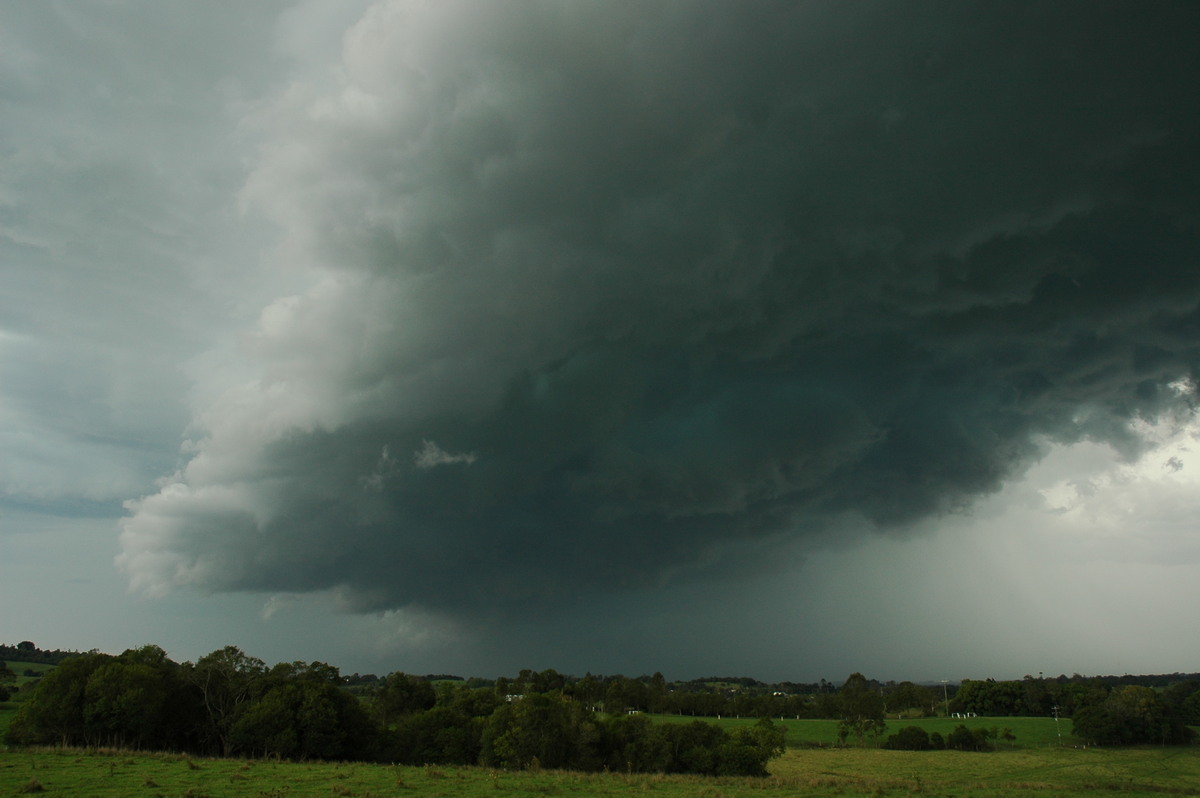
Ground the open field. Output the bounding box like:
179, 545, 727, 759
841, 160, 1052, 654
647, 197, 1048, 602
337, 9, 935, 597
3, 662, 53, 686
2, 745, 1198, 798
3, 671, 1196, 797
0, 660, 47, 741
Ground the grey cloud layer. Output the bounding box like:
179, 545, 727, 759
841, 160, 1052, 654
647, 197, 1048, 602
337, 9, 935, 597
119, 1, 1200, 616
0, 2, 304, 513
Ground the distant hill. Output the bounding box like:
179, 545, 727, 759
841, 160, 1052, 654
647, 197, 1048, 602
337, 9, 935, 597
0, 642, 80, 666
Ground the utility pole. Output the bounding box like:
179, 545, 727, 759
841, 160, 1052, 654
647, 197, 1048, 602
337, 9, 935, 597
941, 680, 949, 717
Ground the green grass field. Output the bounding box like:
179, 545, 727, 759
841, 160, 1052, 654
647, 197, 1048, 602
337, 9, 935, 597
0, 660, 50, 742
3, 676, 1196, 797
1, 744, 1197, 798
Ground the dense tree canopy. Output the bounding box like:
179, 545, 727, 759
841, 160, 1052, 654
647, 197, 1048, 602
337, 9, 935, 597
7, 643, 1197, 769
1071, 685, 1195, 746
4, 644, 787, 775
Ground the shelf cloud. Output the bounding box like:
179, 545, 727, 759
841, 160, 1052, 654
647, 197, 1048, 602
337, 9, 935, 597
113, 1, 1200, 634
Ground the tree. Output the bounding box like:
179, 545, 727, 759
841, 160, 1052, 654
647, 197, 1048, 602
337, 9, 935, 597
389, 706, 481, 765
1182, 689, 1200, 726
955, 678, 1024, 716
605, 676, 649, 713
595, 712, 663, 772
1072, 685, 1194, 746
1161, 680, 1200, 725
186, 646, 267, 756
375, 672, 436, 725
837, 673, 886, 746
6, 652, 111, 746
647, 672, 668, 713
885, 681, 936, 717
655, 720, 728, 775
84, 660, 172, 749
480, 693, 588, 770
721, 718, 786, 776
228, 676, 377, 760
439, 683, 500, 718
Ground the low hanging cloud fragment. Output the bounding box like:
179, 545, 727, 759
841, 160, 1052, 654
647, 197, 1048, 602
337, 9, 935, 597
119, 0, 1200, 618
413, 441, 478, 470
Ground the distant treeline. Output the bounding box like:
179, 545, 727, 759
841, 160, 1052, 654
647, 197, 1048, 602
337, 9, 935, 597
4, 646, 785, 775
5, 641, 1197, 752
0, 642, 79, 666
951, 673, 1200, 717
950, 675, 1199, 746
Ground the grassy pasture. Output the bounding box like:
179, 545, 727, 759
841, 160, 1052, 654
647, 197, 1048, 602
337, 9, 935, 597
0, 660, 53, 741
2, 745, 1198, 798
2, 662, 53, 687
3, 689, 1195, 796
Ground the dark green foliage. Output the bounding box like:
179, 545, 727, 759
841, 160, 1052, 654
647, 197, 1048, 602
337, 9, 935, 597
946, 724, 994, 751
604, 675, 650, 713
593, 713, 663, 772
1182, 690, 1200, 725
656, 719, 728, 774
724, 718, 787, 776
6, 652, 111, 746
0, 642, 78, 666
603, 716, 782, 776
5, 645, 374, 760
388, 706, 482, 765
6, 646, 203, 751
375, 672, 436, 724
440, 682, 501, 718
186, 646, 268, 756
83, 660, 175, 748
836, 672, 886, 746
480, 693, 591, 770
950, 673, 1200, 722
883, 725, 931, 750
4, 642, 788, 774
954, 678, 1027, 716
228, 677, 376, 760
884, 681, 938, 716
0, 661, 13, 702
1161, 680, 1200, 725
1072, 685, 1195, 746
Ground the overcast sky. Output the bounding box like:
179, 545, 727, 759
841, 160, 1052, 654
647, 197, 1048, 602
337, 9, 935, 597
3, 1, 1200, 684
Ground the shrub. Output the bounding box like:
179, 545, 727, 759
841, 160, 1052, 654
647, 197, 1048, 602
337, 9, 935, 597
946, 725, 993, 752
882, 725, 931, 751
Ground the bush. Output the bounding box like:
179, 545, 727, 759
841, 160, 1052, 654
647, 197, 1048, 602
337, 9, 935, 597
946, 725, 993, 752
883, 725, 930, 750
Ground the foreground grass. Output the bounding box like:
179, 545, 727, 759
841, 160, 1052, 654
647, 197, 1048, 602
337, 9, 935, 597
2, 745, 1198, 798
770, 745, 1200, 797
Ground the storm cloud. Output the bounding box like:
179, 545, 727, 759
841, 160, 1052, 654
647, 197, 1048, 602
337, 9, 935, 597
118, 1, 1200, 627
